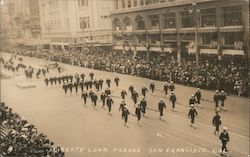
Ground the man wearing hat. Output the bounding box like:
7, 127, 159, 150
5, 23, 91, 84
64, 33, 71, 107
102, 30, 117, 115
163, 81, 169, 97
212, 111, 221, 135
132, 89, 139, 106
129, 83, 134, 98
106, 95, 114, 116
194, 88, 202, 108
169, 81, 175, 92
100, 91, 107, 108
140, 97, 147, 116
119, 99, 126, 113
219, 90, 227, 111
158, 99, 166, 120
122, 106, 130, 127
114, 76, 120, 87
135, 104, 142, 126
188, 104, 198, 128
214, 90, 220, 111
149, 80, 155, 94
169, 91, 177, 111
121, 89, 127, 99
62, 81, 68, 95
81, 91, 88, 107
189, 94, 196, 106
141, 85, 148, 97
219, 127, 230, 154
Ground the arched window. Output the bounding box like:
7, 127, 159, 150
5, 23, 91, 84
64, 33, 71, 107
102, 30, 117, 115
135, 15, 145, 30
123, 16, 132, 31
113, 18, 121, 31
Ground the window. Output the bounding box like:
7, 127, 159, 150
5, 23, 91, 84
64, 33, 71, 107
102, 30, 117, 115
223, 6, 242, 26
135, 15, 145, 30
113, 18, 121, 31
79, 17, 90, 30
181, 11, 193, 28
163, 13, 176, 28
122, 0, 125, 8
128, 0, 131, 8
101, 16, 110, 28
123, 17, 132, 31
201, 8, 216, 27
133, 0, 137, 7
224, 32, 242, 45
201, 33, 217, 45
79, 0, 88, 7
149, 34, 161, 46
149, 15, 160, 29
135, 34, 146, 45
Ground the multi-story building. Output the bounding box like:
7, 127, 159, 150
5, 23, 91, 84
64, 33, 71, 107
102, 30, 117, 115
110, 0, 249, 62
39, 0, 114, 49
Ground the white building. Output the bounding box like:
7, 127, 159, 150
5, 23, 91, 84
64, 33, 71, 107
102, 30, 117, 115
39, 0, 114, 49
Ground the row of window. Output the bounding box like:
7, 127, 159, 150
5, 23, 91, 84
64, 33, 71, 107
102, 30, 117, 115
78, 0, 89, 7
113, 6, 242, 30
114, 0, 176, 9
79, 16, 111, 30
113, 32, 243, 46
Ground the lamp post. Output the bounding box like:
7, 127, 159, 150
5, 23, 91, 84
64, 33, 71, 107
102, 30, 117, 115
189, 2, 200, 66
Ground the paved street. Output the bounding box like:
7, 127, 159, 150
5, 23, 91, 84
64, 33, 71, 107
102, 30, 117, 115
1, 53, 249, 157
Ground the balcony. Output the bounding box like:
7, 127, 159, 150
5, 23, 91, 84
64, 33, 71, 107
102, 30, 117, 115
219, 26, 243, 32
162, 28, 177, 34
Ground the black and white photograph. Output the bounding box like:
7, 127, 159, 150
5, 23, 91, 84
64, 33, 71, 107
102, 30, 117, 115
0, 0, 249, 157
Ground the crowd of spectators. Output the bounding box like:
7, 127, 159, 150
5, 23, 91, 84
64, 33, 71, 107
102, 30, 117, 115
0, 102, 64, 156
7, 47, 249, 96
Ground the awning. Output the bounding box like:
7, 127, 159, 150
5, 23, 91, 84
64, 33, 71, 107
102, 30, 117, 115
219, 26, 243, 32
125, 46, 131, 51
222, 49, 244, 56
198, 27, 217, 33
200, 49, 218, 55
163, 47, 175, 53
114, 46, 123, 50
188, 48, 197, 54
136, 46, 147, 51
51, 42, 69, 46
150, 47, 162, 52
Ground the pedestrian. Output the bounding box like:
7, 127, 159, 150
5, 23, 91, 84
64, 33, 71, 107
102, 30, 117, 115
122, 106, 130, 127
219, 90, 227, 111
219, 127, 230, 155
169, 81, 175, 92
62, 81, 68, 95
189, 94, 196, 106
121, 89, 127, 99
214, 90, 220, 111
49, 77, 53, 86
100, 91, 106, 108
89, 72, 94, 80
140, 97, 147, 116
79, 79, 84, 92
194, 88, 202, 108
213, 111, 221, 135
141, 85, 148, 97
68, 81, 73, 95
163, 82, 169, 96
74, 81, 79, 95
132, 89, 139, 106
135, 104, 142, 126
169, 91, 177, 111
44, 77, 49, 87
149, 81, 155, 94
119, 99, 126, 118
114, 76, 120, 87
188, 104, 198, 129
99, 78, 103, 90
91, 92, 98, 109
105, 87, 111, 96
128, 83, 134, 98
158, 99, 166, 120
81, 91, 88, 107
106, 77, 111, 88
106, 95, 114, 115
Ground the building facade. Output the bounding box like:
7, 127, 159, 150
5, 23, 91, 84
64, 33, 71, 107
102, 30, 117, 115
39, 0, 114, 48
110, 0, 249, 62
